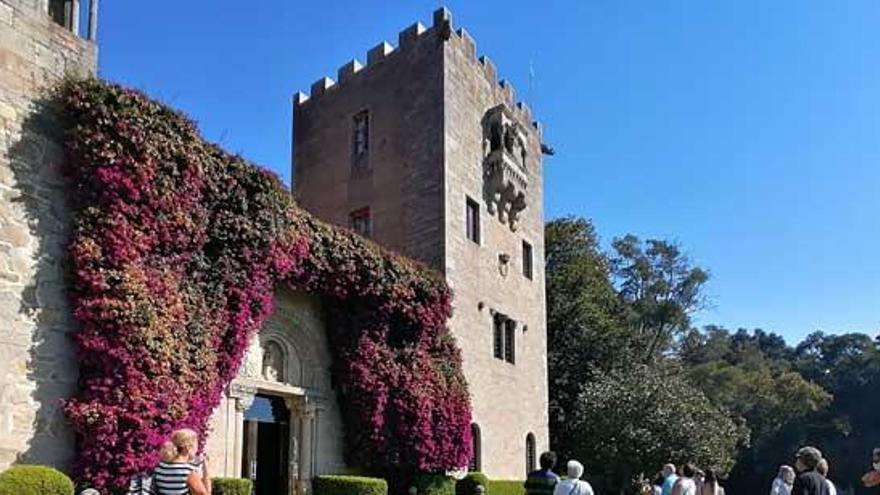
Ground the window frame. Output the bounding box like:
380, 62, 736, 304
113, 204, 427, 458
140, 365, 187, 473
349, 206, 372, 238
466, 196, 481, 244
525, 433, 536, 475
469, 423, 482, 472
351, 109, 370, 171
522, 240, 533, 280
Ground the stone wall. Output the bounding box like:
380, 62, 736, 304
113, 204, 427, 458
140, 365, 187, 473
292, 17, 446, 270
442, 17, 549, 480
0, 0, 96, 471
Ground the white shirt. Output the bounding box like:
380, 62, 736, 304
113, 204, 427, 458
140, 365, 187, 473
553, 478, 595, 495
770, 478, 792, 495
825, 479, 837, 495
676, 478, 697, 495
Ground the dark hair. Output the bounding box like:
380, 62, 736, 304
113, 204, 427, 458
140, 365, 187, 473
704, 468, 718, 484
682, 463, 696, 478
539, 451, 557, 470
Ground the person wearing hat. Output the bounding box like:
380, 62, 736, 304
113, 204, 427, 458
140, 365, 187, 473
791, 446, 829, 495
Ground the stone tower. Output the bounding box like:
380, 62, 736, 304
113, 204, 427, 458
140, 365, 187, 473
0, 0, 98, 470
293, 8, 548, 480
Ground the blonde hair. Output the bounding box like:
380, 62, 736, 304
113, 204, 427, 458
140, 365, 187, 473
159, 440, 176, 462
164, 428, 199, 460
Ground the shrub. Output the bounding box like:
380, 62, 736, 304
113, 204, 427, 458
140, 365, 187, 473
487, 480, 524, 495
212, 477, 253, 495
0, 465, 74, 495
313, 475, 388, 495
58, 78, 472, 490
456, 472, 490, 495
413, 474, 455, 495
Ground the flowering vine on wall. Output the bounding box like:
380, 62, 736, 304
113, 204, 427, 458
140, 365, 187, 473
58, 79, 472, 490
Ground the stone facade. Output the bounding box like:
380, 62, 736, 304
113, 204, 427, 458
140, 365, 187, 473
204, 289, 346, 495
293, 8, 549, 480
0, 0, 97, 471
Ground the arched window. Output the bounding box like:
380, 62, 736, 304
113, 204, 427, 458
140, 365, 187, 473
469, 423, 482, 472
525, 433, 536, 475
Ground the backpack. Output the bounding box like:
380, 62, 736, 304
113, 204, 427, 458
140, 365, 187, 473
127, 474, 154, 495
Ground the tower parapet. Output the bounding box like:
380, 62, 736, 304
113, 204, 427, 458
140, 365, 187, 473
293, 7, 540, 132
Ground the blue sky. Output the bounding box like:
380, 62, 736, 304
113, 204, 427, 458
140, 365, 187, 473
97, 1, 879, 343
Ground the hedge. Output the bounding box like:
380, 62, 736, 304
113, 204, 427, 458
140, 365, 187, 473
0, 465, 74, 495
413, 474, 455, 495
313, 475, 388, 495
212, 477, 253, 495
456, 472, 490, 495
486, 480, 525, 495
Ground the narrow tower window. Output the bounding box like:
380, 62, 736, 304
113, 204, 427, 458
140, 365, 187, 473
469, 423, 482, 472
352, 110, 370, 169
493, 314, 504, 360
349, 207, 372, 238
466, 197, 480, 244
504, 319, 516, 364
522, 240, 533, 280
526, 433, 536, 475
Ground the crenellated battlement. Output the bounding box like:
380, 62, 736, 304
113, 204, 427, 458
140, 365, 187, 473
293, 7, 540, 131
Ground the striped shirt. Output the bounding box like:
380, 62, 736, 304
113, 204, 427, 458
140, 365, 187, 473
151, 461, 197, 495
525, 469, 560, 495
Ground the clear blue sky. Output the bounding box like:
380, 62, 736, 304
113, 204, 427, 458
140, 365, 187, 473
97, 1, 879, 344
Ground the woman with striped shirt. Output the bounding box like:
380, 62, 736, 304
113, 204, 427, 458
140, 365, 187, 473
152, 429, 211, 495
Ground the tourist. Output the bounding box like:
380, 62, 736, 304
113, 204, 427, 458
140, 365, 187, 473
771, 465, 795, 495
700, 468, 725, 495
862, 448, 880, 488
552, 460, 594, 495
791, 446, 828, 495
671, 463, 697, 495
525, 451, 560, 495
152, 428, 212, 495
653, 474, 665, 495
661, 464, 679, 495
127, 439, 178, 494
816, 459, 836, 495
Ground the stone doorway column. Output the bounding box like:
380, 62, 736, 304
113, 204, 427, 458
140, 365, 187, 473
287, 395, 322, 495
227, 383, 257, 478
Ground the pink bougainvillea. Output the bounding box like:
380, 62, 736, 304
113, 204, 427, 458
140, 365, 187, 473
58, 79, 471, 490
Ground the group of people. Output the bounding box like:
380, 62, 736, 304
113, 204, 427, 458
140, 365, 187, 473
524, 452, 594, 495
523, 445, 880, 495
772, 445, 880, 495
651, 463, 725, 495
127, 428, 212, 495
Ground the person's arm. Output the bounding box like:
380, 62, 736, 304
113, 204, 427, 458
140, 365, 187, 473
671, 480, 682, 495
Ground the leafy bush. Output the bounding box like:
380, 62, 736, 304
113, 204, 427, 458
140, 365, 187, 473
58, 78, 472, 490
0, 465, 74, 495
212, 477, 253, 495
314, 475, 388, 495
487, 480, 524, 495
456, 472, 490, 495
413, 474, 455, 495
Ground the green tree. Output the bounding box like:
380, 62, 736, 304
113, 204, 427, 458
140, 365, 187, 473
545, 217, 628, 457
568, 364, 746, 495
611, 236, 709, 362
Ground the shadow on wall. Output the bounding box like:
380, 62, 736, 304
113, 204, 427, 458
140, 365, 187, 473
5, 93, 77, 468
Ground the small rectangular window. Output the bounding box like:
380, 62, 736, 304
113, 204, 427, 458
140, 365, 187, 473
492, 313, 516, 364
349, 207, 372, 238
493, 315, 504, 360
352, 110, 370, 169
522, 240, 533, 280
466, 197, 480, 244
504, 319, 516, 364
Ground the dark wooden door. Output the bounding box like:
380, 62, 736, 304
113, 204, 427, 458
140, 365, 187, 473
242, 395, 290, 495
